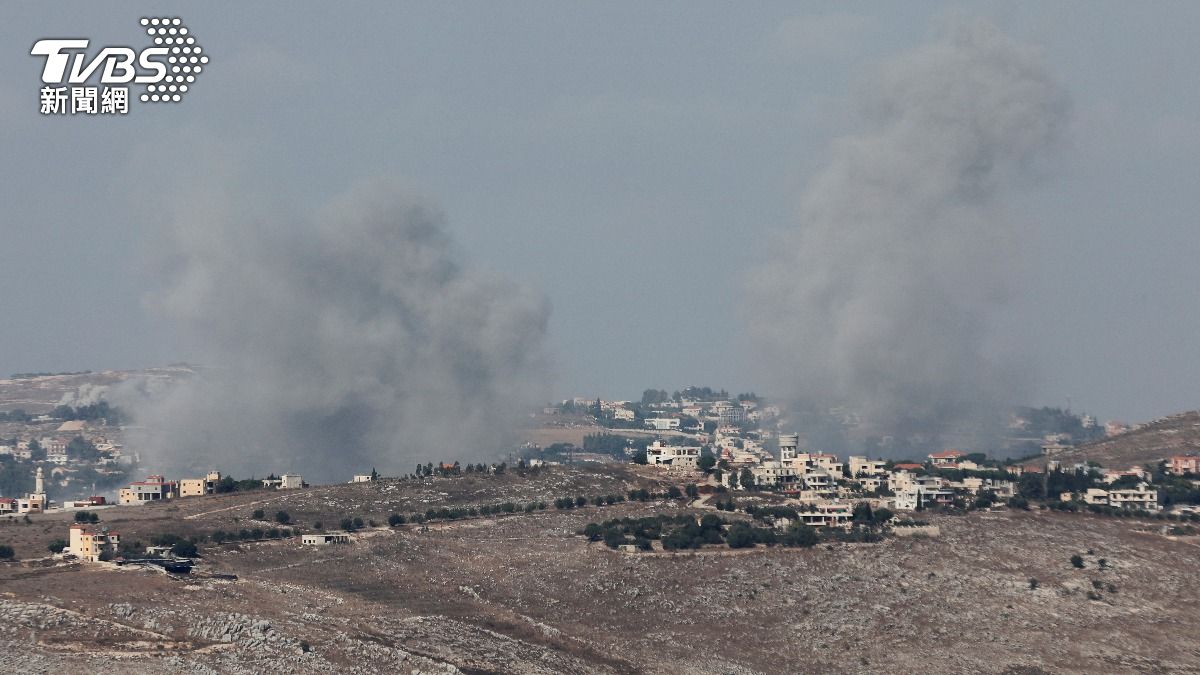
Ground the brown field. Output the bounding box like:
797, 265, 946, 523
2, 465, 1200, 673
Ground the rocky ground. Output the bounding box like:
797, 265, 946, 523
2, 466, 1199, 673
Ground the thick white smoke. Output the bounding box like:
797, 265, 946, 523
749, 19, 1068, 442
132, 179, 550, 481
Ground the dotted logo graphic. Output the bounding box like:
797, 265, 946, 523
139, 17, 208, 103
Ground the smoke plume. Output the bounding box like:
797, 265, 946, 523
749, 19, 1068, 444
132, 179, 549, 481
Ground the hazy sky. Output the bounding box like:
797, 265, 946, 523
3, 2, 1198, 423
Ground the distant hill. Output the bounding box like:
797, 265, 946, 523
1053, 410, 1200, 469
0, 366, 192, 413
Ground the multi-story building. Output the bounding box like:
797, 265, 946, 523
645, 441, 700, 470
751, 461, 800, 488
180, 471, 222, 497
1169, 455, 1200, 475
67, 524, 121, 562
849, 456, 887, 477
1107, 483, 1160, 510
118, 475, 179, 505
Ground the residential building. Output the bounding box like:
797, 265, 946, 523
280, 474, 304, 489
928, 449, 966, 467
750, 461, 800, 488
1169, 455, 1200, 475
1107, 483, 1160, 510
644, 417, 680, 431
180, 471, 222, 497
849, 456, 887, 478
792, 502, 854, 528
67, 524, 120, 562
645, 441, 700, 470
118, 475, 178, 505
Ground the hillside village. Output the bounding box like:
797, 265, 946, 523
1, 378, 1200, 671
3, 380, 1199, 571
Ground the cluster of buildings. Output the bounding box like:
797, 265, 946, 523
116, 471, 304, 504
731, 434, 1016, 513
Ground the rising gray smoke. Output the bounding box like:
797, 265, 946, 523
749, 19, 1068, 445
132, 179, 550, 481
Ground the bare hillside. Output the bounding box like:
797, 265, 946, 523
1055, 410, 1200, 468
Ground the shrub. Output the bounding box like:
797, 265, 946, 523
312, 521, 323, 530
252, 509, 265, 520
274, 511, 291, 525
340, 518, 354, 531
1070, 554, 1085, 569
583, 523, 603, 541
387, 513, 404, 527
1029, 578, 1039, 590
266, 528, 281, 539
251, 528, 264, 540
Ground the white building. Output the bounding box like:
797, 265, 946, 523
302, 532, 351, 545
644, 417, 680, 431
644, 440, 700, 470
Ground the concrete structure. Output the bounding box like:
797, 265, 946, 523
645, 441, 700, 470
778, 433, 799, 461
1061, 483, 1160, 510
928, 450, 967, 467
280, 474, 304, 489
849, 456, 887, 477
351, 474, 374, 483
302, 532, 351, 545
119, 475, 178, 505
1169, 455, 1200, 475
67, 524, 120, 561
180, 471, 222, 497
644, 417, 680, 431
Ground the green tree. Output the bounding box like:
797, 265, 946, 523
274, 510, 291, 525
0, 544, 15, 559
782, 522, 818, 548
172, 540, 199, 557
603, 527, 627, 549
28, 439, 46, 462
872, 508, 893, 524
583, 523, 603, 541
725, 523, 756, 549
387, 513, 404, 527
252, 508, 265, 520
47, 539, 67, 554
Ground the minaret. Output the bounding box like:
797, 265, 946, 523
34, 466, 45, 497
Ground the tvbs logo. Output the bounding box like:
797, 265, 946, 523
31, 17, 208, 114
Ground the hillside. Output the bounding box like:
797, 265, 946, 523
1054, 410, 1200, 469
2, 465, 1200, 673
